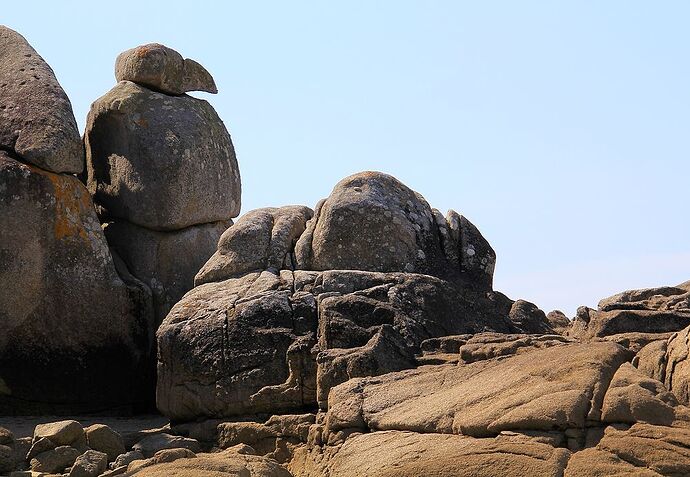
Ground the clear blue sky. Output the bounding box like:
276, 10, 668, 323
5, 1, 689, 316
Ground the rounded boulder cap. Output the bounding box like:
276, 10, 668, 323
115, 43, 217, 95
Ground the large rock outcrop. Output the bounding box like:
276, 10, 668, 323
0, 26, 83, 174
156, 172, 536, 422
0, 151, 153, 413
570, 283, 690, 340
294, 172, 495, 286
85, 44, 240, 325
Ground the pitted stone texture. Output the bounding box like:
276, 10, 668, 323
0, 153, 154, 413
323, 342, 630, 438
196, 206, 313, 285
115, 43, 217, 95
0, 26, 83, 173
105, 219, 229, 325
295, 172, 443, 275
85, 80, 240, 230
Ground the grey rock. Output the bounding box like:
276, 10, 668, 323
0, 152, 154, 413
157, 269, 515, 421
30, 446, 79, 473
0, 26, 83, 173
0, 427, 13, 446
84, 424, 124, 463
294, 171, 495, 286
105, 219, 229, 325
508, 299, 553, 334
68, 450, 107, 477
445, 210, 496, 288
195, 206, 313, 285
115, 43, 217, 95
112, 450, 144, 469
131, 434, 200, 459
85, 80, 240, 231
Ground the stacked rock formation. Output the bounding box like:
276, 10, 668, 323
85, 43, 241, 325
156, 171, 548, 421
0, 26, 153, 414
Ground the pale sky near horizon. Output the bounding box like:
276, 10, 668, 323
4, 2, 689, 316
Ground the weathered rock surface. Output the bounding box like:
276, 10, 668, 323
0, 26, 83, 173
34, 421, 84, 448
131, 433, 200, 458
30, 445, 79, 473
85, 80, 240, 230
0, 153, 154, 413
294, 172, 494, 284
115, 43, 217, 95
508, 299, 554, 334
292, 430, 571, 477
323, 342, 629, 437
67, 450, 107, 477
84, 424, 125, 462
105, 219, 229, 324
157, 269, 515, 421
126, 447, 291, 477
196, 206, 313, 285
572, 283, 690, 340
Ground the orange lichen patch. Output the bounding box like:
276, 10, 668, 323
42, 170, 90, 242
136, 45, 153, 57
135, 117, 149, 128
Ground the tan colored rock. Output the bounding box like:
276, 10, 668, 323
595, 423, 690, 476
126, 447, 291, 477
324, 342, 630, 437
564, 447, 661, 476
293, 430, 570, 477
33, 421, 83, 448
601, 363, 676, 425
84, 424, 124, 462
126, 448, 196, 473
132, 434, 200, 459
664, 326, 690, 405
30, 446, 79, 473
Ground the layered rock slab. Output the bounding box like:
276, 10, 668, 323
85, 80, 240, 230
291, 430, 571, 477
324, 341, 630, 437
0, 26, 83, 173
0, 152, 153, 413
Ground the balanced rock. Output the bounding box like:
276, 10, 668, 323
0, 26, 83, 173
0, 153, 154, 413
115, 43, 217, 95
85, 80, 240, 230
